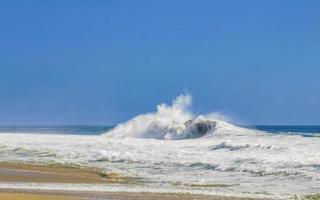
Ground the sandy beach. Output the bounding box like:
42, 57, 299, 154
0, 162, 122, 183
0, 191, 272, 200
0, 192, 77, 200
0, 162, 270, 200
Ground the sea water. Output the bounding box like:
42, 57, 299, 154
0, 95, 319, 199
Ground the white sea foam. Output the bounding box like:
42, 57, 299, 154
0, 95, 320, 198
105, 94, 250, 139
0, 182, 287, 199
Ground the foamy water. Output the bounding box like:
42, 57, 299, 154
0, 95, 319, 199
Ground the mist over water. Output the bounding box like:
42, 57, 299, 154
0, 95, 320, 199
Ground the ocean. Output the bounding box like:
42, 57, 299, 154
1, 125, 319, 136
0, 95, 319, 199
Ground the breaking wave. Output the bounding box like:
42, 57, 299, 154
105, 94, 253, 139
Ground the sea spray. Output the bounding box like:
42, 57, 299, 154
104, 94, 247, 139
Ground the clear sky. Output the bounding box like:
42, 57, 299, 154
0, 1, 319, 125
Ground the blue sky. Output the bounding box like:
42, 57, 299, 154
0, 1, 319, 125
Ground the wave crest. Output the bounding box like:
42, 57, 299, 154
104, 95, 245, 139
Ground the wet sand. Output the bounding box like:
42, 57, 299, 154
0, 162, 270, 200
0, 162, 121, 183
0, 192, 77, 200
0, 190, 271, 200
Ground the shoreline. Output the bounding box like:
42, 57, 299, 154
0, 161, 125, 183
0, 161, 273, 200
0, 192, 77, 200
0, 190, 272, 200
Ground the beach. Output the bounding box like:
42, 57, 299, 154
1, 101, 320, 199
1, 121, 320, 199
0, 162, 270, 200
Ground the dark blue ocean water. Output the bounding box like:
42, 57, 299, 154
0, 126, 114, 135
252, 125, 320, 137
0, 125, 319, 137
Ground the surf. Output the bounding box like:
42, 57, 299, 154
104, 94, 251, 139
1, 95, 320, 198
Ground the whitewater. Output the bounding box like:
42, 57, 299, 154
0, 95, 320, 199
